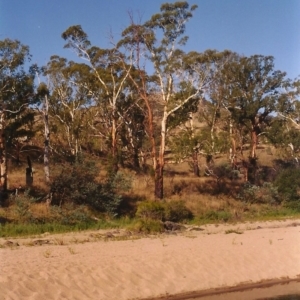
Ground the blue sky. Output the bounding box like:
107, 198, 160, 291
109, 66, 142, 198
1, 0, 299, 79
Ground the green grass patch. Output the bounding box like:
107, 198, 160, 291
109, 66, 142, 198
0, 217, 136, 238
127, 219, 164, 234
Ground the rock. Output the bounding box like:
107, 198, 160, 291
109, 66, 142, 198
105, 232, 114, 238
32, 239, 50, 246
3, 240, 19, 247
164, 221, 184, 231
188, 226, 204, 231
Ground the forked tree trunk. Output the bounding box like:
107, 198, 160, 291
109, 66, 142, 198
250, 127, 258, 159
250, 115, 263, 159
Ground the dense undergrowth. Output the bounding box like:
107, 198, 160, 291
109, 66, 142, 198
1, 155, 300, 237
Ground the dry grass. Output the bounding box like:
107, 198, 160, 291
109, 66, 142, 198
1, 144, 299, 235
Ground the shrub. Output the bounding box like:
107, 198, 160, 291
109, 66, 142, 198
51, 204, 94, 225
237, 182, 280, 205
11, 189, 38, 222
131, 219, 164, 233
50, 160, 131, 216
135, 200, 192, 223
136, 201, 165, 220
275, 167, 300, 202
164, 200, 193, 222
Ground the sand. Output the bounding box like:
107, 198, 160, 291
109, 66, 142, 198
0, 219, 300, 300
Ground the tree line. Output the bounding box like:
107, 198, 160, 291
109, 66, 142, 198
0, 1, 299, 201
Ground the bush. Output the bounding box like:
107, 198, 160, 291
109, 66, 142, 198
275, 167, 300, 202
135, 200, 192, 222
164, 200, 193, 222
11, 189, 38, 222
51, 160, 131, 216
237, 182, 280, 205
131, 219, 164, 233
136, 201, 165, 220
51, 205, 94, 225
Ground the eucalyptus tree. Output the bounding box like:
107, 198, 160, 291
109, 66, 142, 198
0, 39, 35, 191
61, 25, 133, 172
119, 2, 224, 198
269, 78, 300, 162
219, 55, 287, 160
43, 55, 92, 159
118, 93, 146, 170
209, 54, 288, 183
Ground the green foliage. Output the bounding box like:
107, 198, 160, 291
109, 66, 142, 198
47, 203, 93, 225
50, 160, 131, 216
135, 200, 192, 222
0, 221, 96, 238
274, 167, 300, 207
197, 210, 233, 222
13, 191, 34, 220
136, 201, 165, 220
131, 219, 164, 234
164, 200, 193, 222
238, 182, 280, 205
0, 38, 37, 159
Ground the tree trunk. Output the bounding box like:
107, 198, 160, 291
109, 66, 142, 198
154, 113, 167, 199
250, 127, 258, 158
229, 118, 236, 164
0, 139, 7, 191
154, 162, 164, 199
189, 113, 199, 176
250, 116, 261, 159
43, 97, 50, 184
26, 156, 33, 187
0, 109, 7, 193
111, 115, 118, 173
192, 150, 200, 177
132, 149, 140, 171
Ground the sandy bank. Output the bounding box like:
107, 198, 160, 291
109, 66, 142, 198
0, 219, 300, 300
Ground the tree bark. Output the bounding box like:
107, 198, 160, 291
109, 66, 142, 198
154, 162, 164, 199
250, 127, 258, 159
192, 150, 200, 177
0, 108, 7, 192
154, 112, 167, 199
111, 113, 118, 172
26, 156, 33, 187
43, 95, 50, 184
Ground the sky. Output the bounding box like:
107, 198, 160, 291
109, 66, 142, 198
1, 0, 300, 79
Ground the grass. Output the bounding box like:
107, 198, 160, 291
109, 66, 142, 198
1, 152, 300, 238
1, 207, 299, 238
